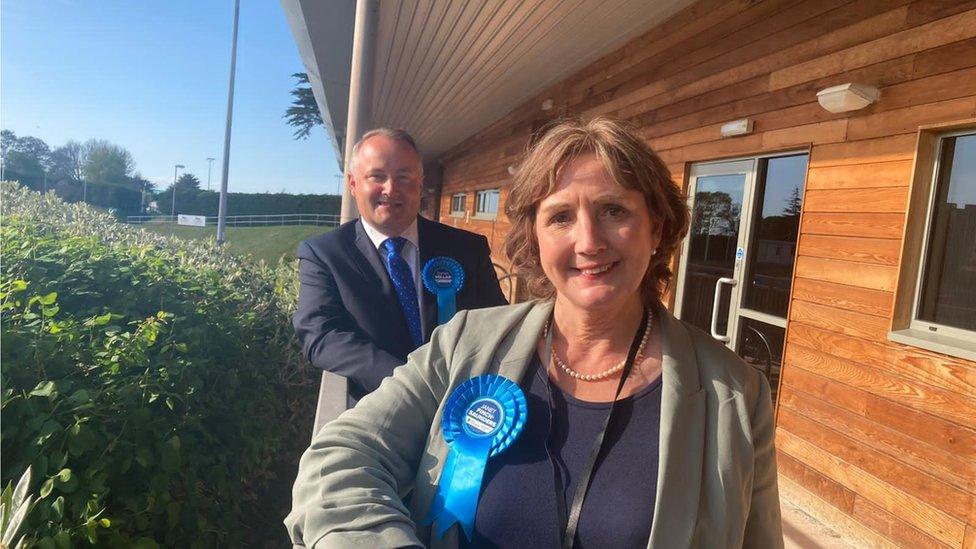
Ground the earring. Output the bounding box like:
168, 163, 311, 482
651, 248, 657, 256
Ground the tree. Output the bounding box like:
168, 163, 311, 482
284, 72, 323, 140
48, 141, 86, 181
1, 131, 51, 178
131, 172, 155, 193
692, 191, 740, 236
82, 139, 134, 186
174, 173, 201, 191
782, 185, 802, 217
1, 130, 16, 158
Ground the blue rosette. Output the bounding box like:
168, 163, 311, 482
427, 374, 527, 540
422, 256, 465, 326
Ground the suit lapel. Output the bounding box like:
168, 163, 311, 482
493, 299, 552, 383
350, 220, 411, 340
647, 302, 705, 548
417, 217, 441, 340
351, 219, 392, 294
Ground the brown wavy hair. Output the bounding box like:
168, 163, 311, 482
503, 117, 689, 304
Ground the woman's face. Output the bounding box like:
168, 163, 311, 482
535, 153, 661, 314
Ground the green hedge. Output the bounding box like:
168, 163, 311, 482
155, 189, 340, 217
4, 173, 144, 217
0, 183, 315, 547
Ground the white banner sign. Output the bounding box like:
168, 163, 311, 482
177, 214, 207, 227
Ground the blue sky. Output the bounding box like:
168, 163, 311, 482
1, 0, 343, 195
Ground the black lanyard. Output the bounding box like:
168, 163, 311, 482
542, 309, 649, 549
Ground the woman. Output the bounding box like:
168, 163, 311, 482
286, 117, 782, 548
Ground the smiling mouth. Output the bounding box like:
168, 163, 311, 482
575, 262, 616, 276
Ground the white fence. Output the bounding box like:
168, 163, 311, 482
126, 213, 341, 227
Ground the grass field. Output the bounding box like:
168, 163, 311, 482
139, 224, 329, 264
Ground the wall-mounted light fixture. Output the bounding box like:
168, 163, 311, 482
816, 83, 880, 113
541, 98, 554, 111
720, 118, 754, 138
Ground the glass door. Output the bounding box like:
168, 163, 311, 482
674, 160, 753, 340
674, 154, 808, 402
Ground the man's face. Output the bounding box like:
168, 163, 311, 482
349, 135, 423, 236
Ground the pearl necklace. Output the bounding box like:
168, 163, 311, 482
545, 310, 653, 382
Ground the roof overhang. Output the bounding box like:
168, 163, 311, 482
282, 0, 695, 163
280, 0, 356, 167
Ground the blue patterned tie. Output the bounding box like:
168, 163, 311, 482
382, 237, 423, 348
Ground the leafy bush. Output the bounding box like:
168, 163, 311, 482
1, 466, 36, 548
1, 183, 315, 547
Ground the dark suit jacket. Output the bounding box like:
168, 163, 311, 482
293, 216, 508, 402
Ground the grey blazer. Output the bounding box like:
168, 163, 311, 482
286, 300, 783, 548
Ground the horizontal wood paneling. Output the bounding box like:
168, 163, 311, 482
852, 497, 953, 548
847, 97, 976, 141
790, 323, 976, 397
778, 364, 976, 457
797, 234, 901, 265
778, 476, 898, 548
779, 408, 975, 525
800, 212, 905, 239
808, 134, 918, 168
776, 426, 967, 545
804, 187, 909, 213
769, 8, 976, 90
437, 1, 976, 543
777, 451, 855, 513
790, 277, 893, 317
805, 160, 914, 190
786, 344, 976, 429
779, 387, 976, 495
794, 255, 898, 292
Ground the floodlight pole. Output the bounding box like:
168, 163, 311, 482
206, 157, 215, 191
216, 0, 240, 246
170, 164, 184, 219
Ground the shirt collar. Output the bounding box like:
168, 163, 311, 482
361, 217, 419, 252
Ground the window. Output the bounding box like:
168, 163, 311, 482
474, 189, 500, 219
450, 193, 466, 217
891, 127, 976, 360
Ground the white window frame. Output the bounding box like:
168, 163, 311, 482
450, 192, 467, 217
890, 127, 976, 360
474, 189, 500, 219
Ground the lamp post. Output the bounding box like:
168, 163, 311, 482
171, 164, 184, 220
206, 157, 215, 191
216, 0, 240, 246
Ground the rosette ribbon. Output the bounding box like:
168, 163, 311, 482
422, 256, 465, 326
426, 374, 527, 540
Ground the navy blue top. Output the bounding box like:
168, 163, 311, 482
461, 355, 662, 548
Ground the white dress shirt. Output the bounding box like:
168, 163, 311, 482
360, 218, 423, 312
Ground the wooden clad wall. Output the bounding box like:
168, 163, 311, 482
437, 1, 976, 546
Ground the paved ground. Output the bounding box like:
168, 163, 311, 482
782, 497, 856, 549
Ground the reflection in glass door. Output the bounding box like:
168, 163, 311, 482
675, 154, 808, 404
676, 161, 750, 337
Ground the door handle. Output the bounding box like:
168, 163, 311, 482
711, 277, 736, 342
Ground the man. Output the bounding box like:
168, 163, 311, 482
293, 128, 508, 406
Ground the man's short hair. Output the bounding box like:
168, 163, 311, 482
346, 128, 422, 172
